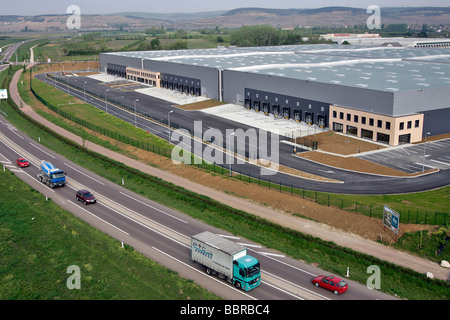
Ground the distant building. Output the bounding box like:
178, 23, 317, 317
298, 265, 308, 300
321, 33, 450, 47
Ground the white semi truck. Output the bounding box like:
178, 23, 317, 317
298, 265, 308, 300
191, 231, 261, 291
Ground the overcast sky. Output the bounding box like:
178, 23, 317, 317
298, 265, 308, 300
3, 0, 450, 16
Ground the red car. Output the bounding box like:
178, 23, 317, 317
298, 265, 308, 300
16, 158, 30, 167
76, 189, 97, 205
312, 275, 348, 295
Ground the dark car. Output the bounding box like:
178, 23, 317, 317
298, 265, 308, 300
312, 275, 348, 295
76, 189, 96, 205
16, 158, 30, 167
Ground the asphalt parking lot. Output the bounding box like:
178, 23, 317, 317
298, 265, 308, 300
357, 138, 450, 174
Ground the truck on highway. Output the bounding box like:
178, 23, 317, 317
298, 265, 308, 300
37, 160, 66, 188
191, 231, 261, 291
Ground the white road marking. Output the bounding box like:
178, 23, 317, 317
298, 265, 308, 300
152, 246, 257, 300
29, 142, 55, 158
67, 199, 129, 235
119, 191, 188, 224
64, 162, 105, 185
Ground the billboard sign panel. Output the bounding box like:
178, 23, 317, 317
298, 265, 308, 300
383, 205, 400, 235
0, 89, 7, 100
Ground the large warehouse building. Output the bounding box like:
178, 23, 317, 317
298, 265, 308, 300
99, 44, 450, 146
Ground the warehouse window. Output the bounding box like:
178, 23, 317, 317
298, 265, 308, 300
386, 122, 391, 130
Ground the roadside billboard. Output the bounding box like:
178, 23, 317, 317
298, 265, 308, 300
0, 89, 8, 100
383, 205, 400, 235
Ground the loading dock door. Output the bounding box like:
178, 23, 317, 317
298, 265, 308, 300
305, 111, 314, 125
317, 114, 326, 128
282, 107, 290, 119
253, 100, 260, 112
245, 99, 252, 110
293, 109, 301, 122
263, 103, 270, 116
272, 105, 280, 116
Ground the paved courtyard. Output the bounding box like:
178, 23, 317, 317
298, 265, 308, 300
357, 138, 450, 174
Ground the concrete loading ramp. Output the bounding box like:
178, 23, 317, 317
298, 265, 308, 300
200, 103, 327, 138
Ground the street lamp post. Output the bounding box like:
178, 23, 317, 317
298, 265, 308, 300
168, 110, 174, 129
83, 81, 87, 102
105, 89, 109, 114
422, 132, 431, 173
134, 99, 139, 127
229, 132, 235, 176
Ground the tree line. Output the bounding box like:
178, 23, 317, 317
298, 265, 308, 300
229, 25, 332, 47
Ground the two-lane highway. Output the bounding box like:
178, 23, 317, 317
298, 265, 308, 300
0, 110, 396, 300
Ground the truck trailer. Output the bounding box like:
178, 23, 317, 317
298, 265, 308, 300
37, 160, 66, 188
191, 231, 261, 291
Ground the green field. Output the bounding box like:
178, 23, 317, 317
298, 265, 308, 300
2, 66, 450, 300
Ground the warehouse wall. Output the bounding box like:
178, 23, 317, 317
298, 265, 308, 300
222, 70, 395, 116
393, 87, 450, 117
99, 53, 142, 73
420, 107, 450, 137
143, 60, 219, 100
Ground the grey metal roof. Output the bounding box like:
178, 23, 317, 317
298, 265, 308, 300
105, 44, 450, 92
192, 231, 245, 255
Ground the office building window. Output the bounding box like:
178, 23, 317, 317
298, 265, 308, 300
354, 115, 359, 123
362, 117, 366, 125
333, 111, 337, 118
369, 118, 374, 126
340, 112, 344, 120
399, 122, 404, 130
347, 113, 351, 121
386, 122, 391, 130
415, 120, 420, 128
407, 121, 412, 129
377, 120, 382, 128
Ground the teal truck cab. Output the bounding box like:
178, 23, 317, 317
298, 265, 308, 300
191, 231, 261, 291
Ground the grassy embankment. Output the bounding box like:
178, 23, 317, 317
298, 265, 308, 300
3, 66, 450, 300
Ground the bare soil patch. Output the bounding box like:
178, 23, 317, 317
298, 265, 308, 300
175, 99, 227, 111
34, 61, 100, 74
299, 131, 386, 155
